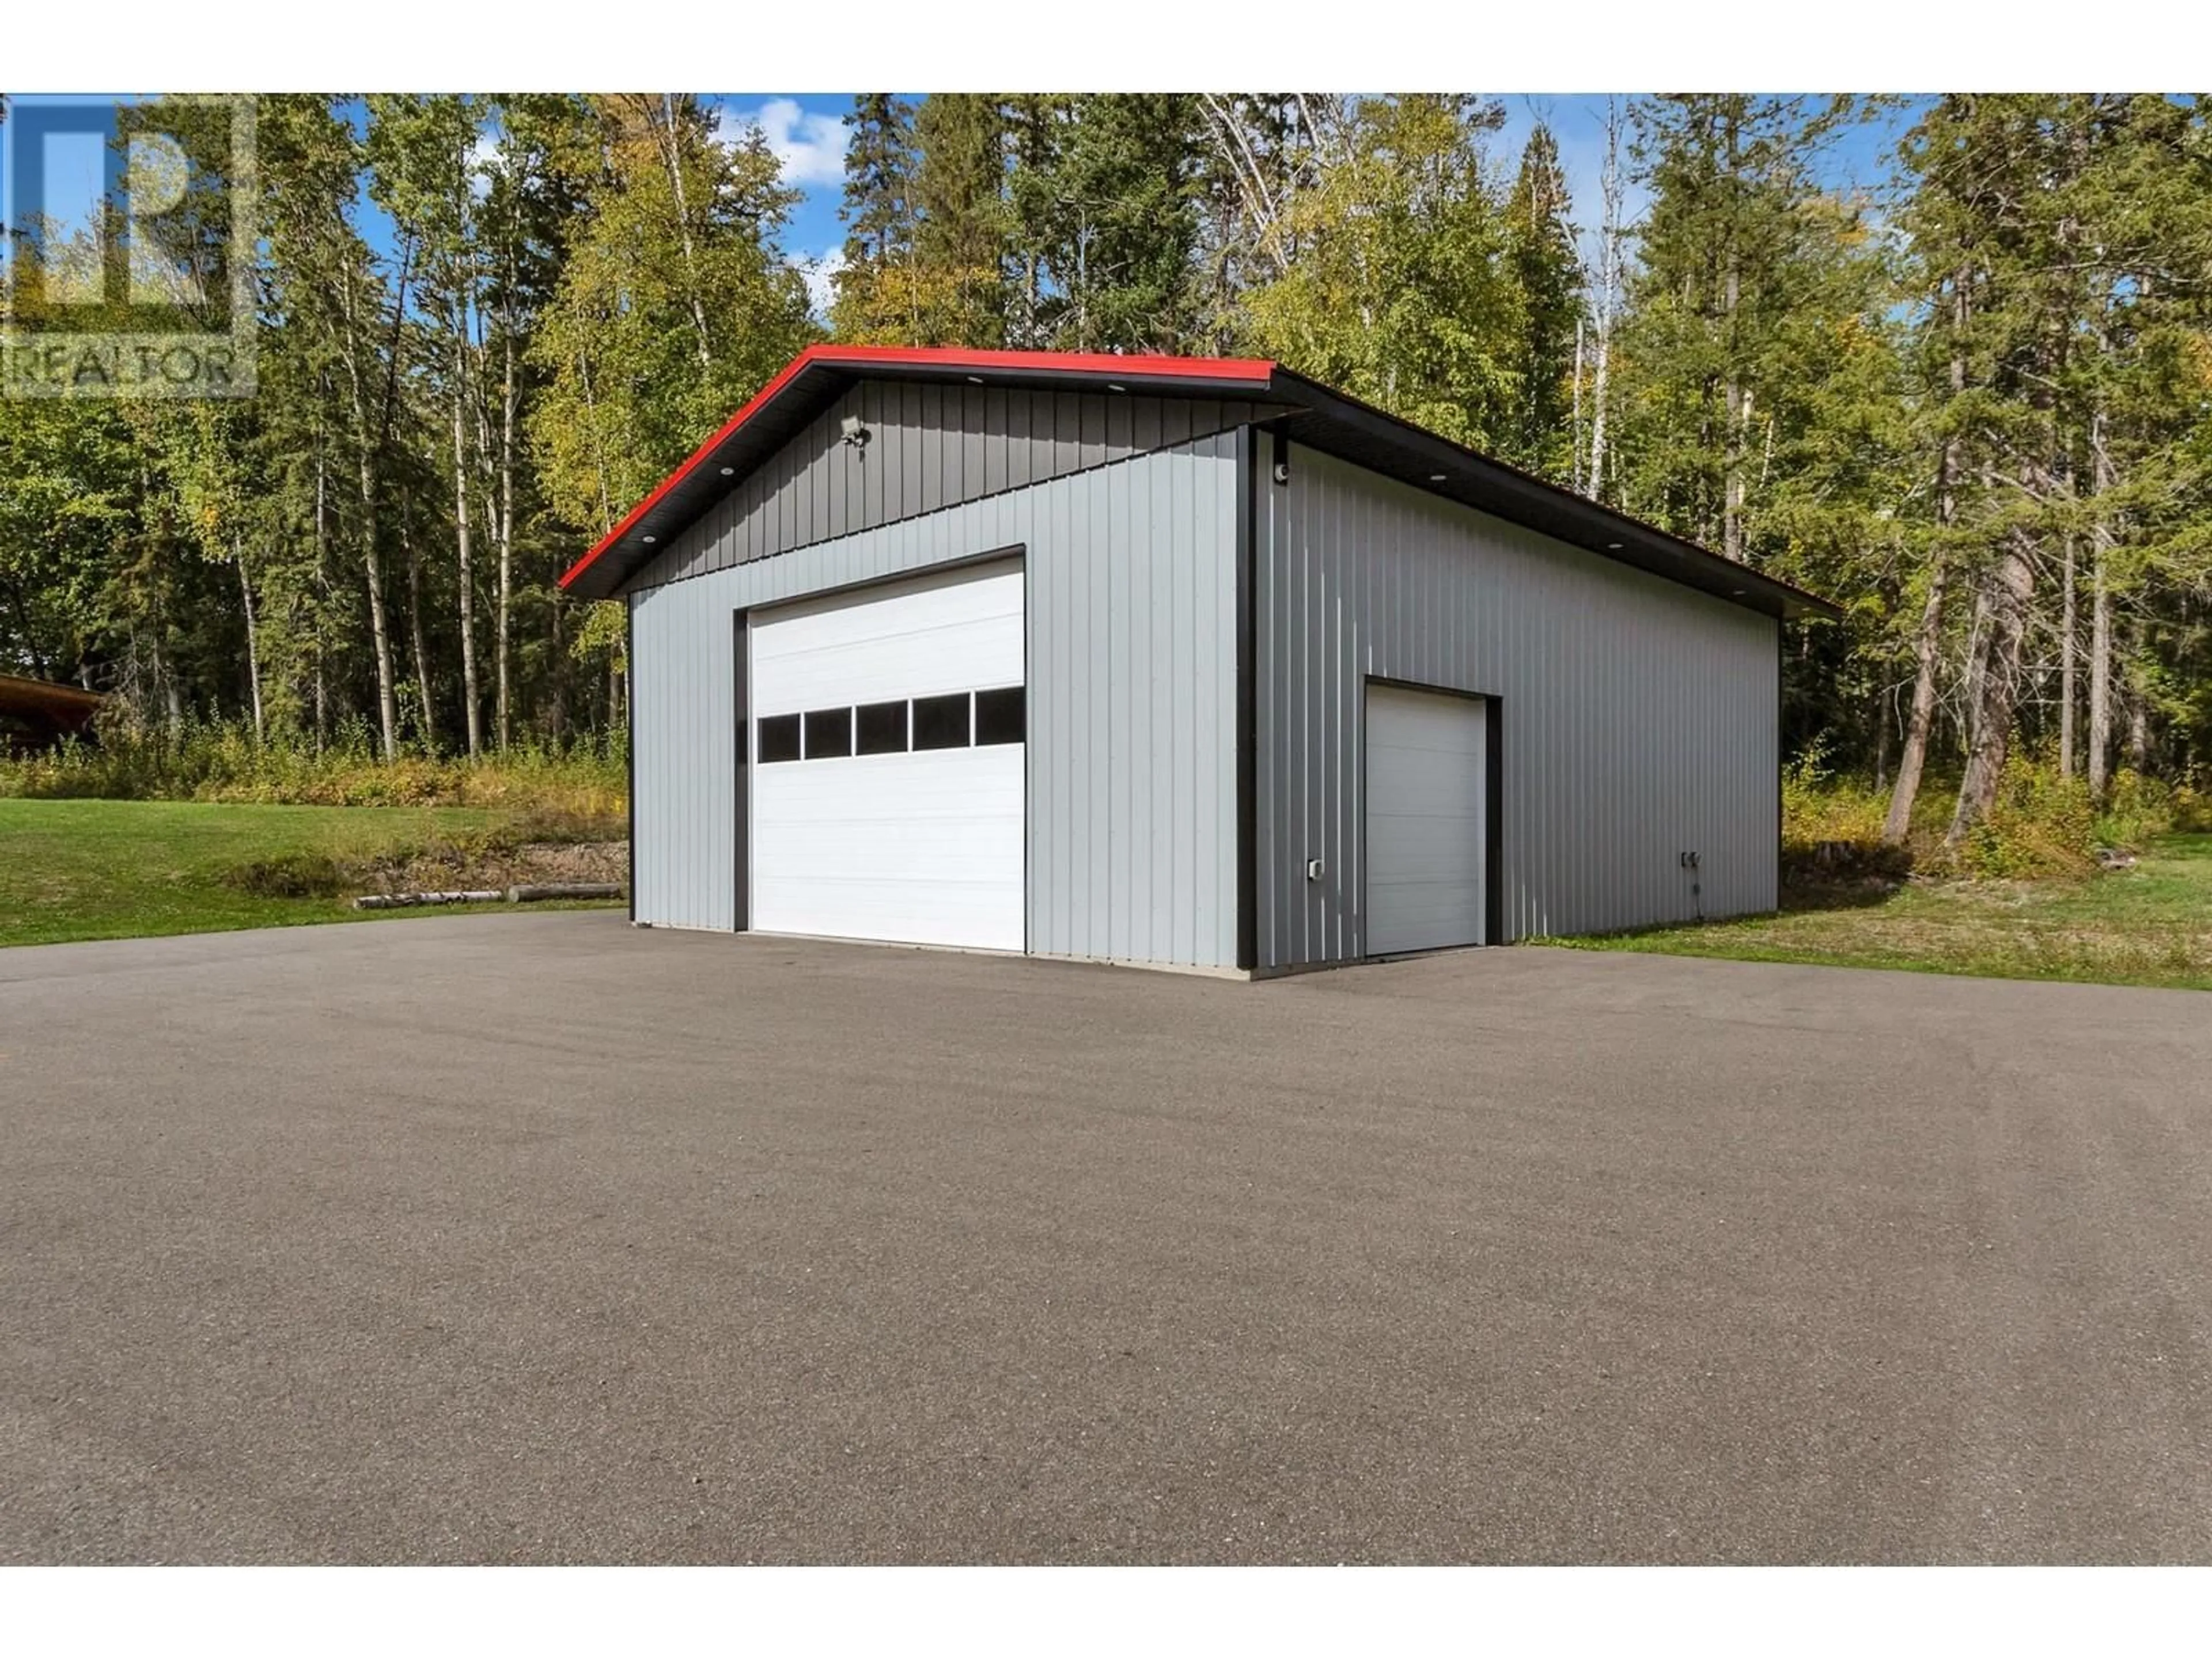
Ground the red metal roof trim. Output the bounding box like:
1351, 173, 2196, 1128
557, 344, 1278, 594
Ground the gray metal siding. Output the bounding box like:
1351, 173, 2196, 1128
636, 379, 1276, 589
1256, 442, 1779, 969
629, 432, 1241, 967
627, 577, 735, 933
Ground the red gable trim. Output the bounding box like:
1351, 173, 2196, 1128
557, 344, 1278, 594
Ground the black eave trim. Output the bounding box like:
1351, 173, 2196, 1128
733, 608, 749, 933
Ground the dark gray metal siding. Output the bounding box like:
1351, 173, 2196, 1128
635, 378, 1275, 588
629, 432, 1242, 968
1256, 442, 1780, 969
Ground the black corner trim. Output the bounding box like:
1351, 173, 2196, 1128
1774, 617, 1785, 915
733, 608, 750, 933
1236, 425, 1262, 973
1486, 698, 1505, 946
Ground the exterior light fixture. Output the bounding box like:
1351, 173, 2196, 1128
1429, 473, 1447, 482
965, 375, 984, 385
1106, 382, 1126, 393
1606, 541, 1624, 550
839, 414, 871, 452
641, 535, 656, 544
719, 465, 735, 476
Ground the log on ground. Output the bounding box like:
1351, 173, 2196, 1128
353, 890, 505, 910
505, 882, 625, 903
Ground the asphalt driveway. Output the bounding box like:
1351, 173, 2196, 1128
2, 915, 2207, 1563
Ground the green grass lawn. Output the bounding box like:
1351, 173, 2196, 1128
1548, 833, 2212, 991
0, 798, 621, 949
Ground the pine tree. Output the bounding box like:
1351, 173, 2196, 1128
1037, 95, 1206, 353
1503, 123, 1584, 482
1615, 95, 1855, 559
1870, 95, 2212, 843
1001, 94, 1071, 349
910, 94, 1009, 347
474, 94, 590, 750
830, 94, 919, 343
366, 93, 492, 753
2062, 94, 2212, 796
260, 93, 406, 758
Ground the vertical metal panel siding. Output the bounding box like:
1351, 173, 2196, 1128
628, 433, 1241, 967
628, 578, 735, 931
1256, 443, 1778, 969
638, 381, 1274, 588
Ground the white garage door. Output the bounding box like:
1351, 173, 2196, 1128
1365, 683, 1487, 956
749, 560, 1025, 951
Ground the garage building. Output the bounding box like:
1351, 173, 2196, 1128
560, 345, 1834, 976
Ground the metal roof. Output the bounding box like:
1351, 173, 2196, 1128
558, 344, 1838, 622
0, 671, 105, 724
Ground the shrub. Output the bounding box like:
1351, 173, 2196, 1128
1771, 743, 2190, 888
2094, 770, 2166, 851
1780, 739, 1907, 884
2172, 779, 2212, 834
1936, 757, 2190, 881
0, 715, 627, 821
1955, 759, 2099, 880
1782, 745, 1889, 850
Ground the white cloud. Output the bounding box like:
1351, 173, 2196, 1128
789, 245, 847, 321
724, 97, 850, 187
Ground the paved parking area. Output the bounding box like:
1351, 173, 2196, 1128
2, 914, 2208, 1563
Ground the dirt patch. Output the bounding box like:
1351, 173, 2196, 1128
357, 839, 627, 897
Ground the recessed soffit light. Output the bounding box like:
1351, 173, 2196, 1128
719, 465, 735, 476
1605, 541, 1624, 550
1429, 472, 1448, 482
641, 535, 656, 544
